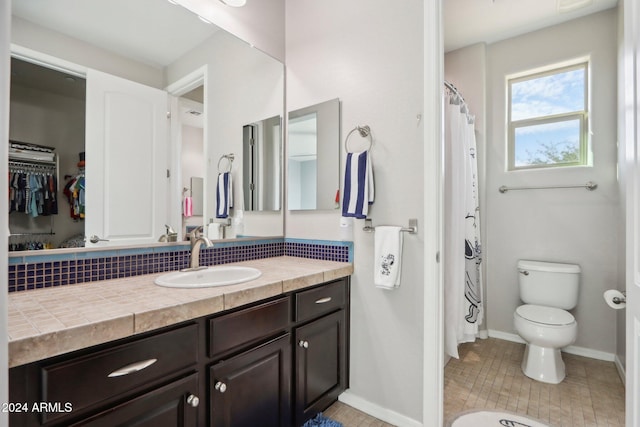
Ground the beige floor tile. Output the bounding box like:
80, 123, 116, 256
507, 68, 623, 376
324, 401, 396, 427
444, 338, 625, 427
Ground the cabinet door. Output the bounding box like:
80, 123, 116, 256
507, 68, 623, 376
70, 374, 199, 427
295, 310, 347, 426
210, 334, 291, 427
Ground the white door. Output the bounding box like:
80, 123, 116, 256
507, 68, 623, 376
85, 69, 168, 247
624, 0, 640, 425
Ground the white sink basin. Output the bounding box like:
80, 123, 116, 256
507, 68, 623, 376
155, 266, 262, 288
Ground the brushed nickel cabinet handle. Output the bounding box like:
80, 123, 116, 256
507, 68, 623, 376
215, 381, 227, 393
187, 394, 200, 407
315, 297, 332, 304
108, 358, 158, 377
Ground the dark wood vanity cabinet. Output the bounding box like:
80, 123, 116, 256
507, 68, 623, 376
9, 323, 200, 427
293, 280, 349, 427
8, 277, 350, 427
209, 335, 291, 427
69, 374, 199, 427
294, 310, 347, 427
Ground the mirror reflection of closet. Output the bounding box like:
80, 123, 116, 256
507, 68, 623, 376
287, 98, 340, 211
178, 86, 205, 238
9, 58, 86, 250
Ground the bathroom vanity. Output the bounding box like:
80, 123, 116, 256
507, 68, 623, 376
7, 257, 351, 427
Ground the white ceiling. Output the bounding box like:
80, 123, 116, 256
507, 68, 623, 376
444, 0, 619, 52
11, 0, 220, 68
12, 0, 620, 68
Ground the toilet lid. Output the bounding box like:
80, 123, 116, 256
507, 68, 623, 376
516, 304, 575, 326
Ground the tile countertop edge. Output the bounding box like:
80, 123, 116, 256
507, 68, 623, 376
8, 257, 352, 368
8, 315, 134, 368
133, 295, 226, 334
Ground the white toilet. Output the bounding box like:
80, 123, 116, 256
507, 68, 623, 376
513, 259, 580, 384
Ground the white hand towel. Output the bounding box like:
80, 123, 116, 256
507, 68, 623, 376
374, 226, 403, 289
342, 150, 374, 219
216, 172, 233, 218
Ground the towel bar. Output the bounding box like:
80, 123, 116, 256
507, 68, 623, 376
498, 181, 597, 193
363, 218, 418, 234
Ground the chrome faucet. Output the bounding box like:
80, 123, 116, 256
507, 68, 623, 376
188, 227, 213, 270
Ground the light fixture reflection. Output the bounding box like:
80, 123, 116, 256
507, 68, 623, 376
219, 0, 247, 7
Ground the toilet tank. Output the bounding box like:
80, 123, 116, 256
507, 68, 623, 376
517, 260, 581, 310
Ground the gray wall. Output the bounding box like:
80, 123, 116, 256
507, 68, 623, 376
485, 9, 619, 354
286, 0, 425, 423
616, 4, 627, 372
12, 17, 164, 88
175, 0, 284, 63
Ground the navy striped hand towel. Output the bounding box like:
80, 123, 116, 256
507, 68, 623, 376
216, 172, 233, 218
342, 150, 374, 218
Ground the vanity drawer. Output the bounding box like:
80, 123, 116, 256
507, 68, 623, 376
295, 279, 347, 323
209, 296, 291, 359
40, 324, 198, 424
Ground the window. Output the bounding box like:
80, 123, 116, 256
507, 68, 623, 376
508, 62, 589, 170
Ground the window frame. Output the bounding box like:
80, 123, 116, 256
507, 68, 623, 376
507, 61, 589, 171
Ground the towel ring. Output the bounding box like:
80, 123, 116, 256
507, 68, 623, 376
345, 125, 372, 153
217, 154, 234, 174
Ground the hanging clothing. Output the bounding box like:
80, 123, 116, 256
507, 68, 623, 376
8, 170, 58, 217
444, 86, 484, 359
63, 174, 85, 220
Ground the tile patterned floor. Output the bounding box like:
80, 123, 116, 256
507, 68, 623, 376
444, 338, 626, 426
324, 401, 395, 427
326, 338, 625, 426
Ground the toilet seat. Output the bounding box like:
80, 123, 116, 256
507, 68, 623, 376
515, 304, 575, 326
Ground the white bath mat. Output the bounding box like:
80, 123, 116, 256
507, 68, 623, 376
451, 410, 551, 427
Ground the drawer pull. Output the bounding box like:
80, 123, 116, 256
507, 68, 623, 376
298, 340, 309, 349
215, 381, 227, 393
107, 358, 158, 378
187, 394, 200, 408
315, 297, 332, 304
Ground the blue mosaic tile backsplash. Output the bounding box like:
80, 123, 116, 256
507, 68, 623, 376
8, 238, 352, 293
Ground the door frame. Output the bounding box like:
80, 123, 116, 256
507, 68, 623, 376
424, 1, 445, 426
1, 1, 11, 424
165, 65, 208, 240
11, 44, 88, 77
623, 0, 640, 425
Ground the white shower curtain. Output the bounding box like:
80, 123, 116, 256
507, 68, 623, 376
444, 88, 483, 359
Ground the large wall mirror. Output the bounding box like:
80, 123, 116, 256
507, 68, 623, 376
8, 0, 284, 251
287, 98, 340, 211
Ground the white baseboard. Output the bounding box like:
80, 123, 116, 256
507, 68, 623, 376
488, 329, 526, 344
614, 354, 626, 385
487, 329, 616, 362
338, 390, 422, 427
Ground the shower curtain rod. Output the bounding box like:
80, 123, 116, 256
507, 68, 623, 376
444, 80, 474, 124
444, 80, 463, 99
